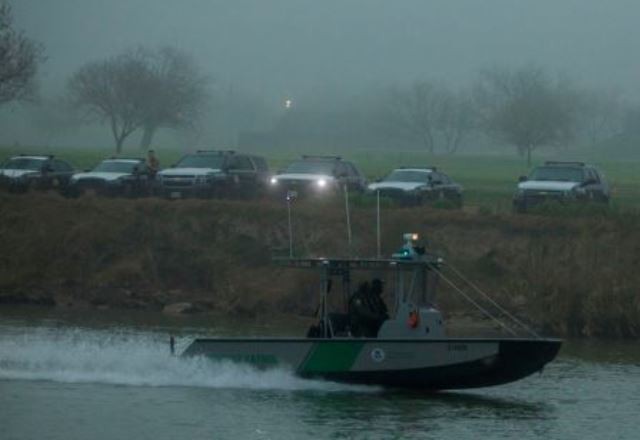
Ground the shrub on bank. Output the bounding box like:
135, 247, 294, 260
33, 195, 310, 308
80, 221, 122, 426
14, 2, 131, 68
0, 193, 638, 338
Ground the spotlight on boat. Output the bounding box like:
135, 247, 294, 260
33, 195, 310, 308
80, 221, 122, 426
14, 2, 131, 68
393, 233, 422, 260
317, 178, 327, 188
403, 233, 419, 243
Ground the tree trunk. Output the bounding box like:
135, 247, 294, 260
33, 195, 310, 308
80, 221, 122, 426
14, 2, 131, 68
140, 125, 157, 150
526, 145, 532, 167
110, 117, 124, 154
115, 136, 124, 154
420, 130, 435, 154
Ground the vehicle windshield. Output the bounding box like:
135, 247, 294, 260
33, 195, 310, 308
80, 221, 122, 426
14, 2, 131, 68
93, 161, 139, 173
384, 170, 432, 183
284, 161, 336, 175
176, 155, 225, 169
529, 166, 585, 182
1, 158, 45, 170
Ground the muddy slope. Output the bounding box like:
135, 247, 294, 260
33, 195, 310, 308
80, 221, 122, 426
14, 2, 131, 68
0, 193, 638, 337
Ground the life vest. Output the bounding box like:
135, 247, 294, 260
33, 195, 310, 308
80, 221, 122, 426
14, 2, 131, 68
407, 310, 420, 329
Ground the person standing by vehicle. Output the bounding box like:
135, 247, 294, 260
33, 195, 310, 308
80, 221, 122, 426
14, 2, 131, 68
147, 150, 160, 179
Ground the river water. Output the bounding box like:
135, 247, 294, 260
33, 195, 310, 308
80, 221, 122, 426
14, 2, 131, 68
1, 307, 639, 440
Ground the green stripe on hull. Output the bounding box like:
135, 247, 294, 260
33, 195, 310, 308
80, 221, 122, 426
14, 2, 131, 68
299, 341, 365, 374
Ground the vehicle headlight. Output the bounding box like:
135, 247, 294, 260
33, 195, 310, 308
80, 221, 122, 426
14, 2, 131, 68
317, 178, 327, 188
270, 177, 278, 185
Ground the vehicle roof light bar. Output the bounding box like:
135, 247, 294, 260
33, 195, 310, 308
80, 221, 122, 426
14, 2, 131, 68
108, 157, 144, 161
544, 161, 585, 166
398, 166, 436, 171
196, 150, 235, 154
301, 155, 342, 161
18, 153, 54, 158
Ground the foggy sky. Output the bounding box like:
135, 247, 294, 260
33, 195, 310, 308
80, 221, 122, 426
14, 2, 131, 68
13, 0, 640, 102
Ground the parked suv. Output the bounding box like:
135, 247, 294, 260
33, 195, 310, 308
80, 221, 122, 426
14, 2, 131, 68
367, 167, 463, 207
158, 150, 269, 198
269, 155, 367, 197
67, 157, 154, 197
513, 161, 610, 213
0, 154, 75, 193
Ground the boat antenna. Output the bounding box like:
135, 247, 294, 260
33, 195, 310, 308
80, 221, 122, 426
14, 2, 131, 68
343, 183, 352, 256
286, 190, 297, 258
376, 189, 381, 258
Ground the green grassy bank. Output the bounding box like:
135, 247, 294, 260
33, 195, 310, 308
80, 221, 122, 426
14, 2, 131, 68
0, 192, 638, 338
2, 145, 639, 212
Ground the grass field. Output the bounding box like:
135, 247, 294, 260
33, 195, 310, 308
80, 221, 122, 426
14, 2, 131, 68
2, 144, 639, 211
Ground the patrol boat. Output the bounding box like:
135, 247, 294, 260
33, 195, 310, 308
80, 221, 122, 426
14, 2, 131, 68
181, 234, 561, 390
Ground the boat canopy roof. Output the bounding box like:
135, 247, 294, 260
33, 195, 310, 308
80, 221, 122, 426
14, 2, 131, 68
273, 256, 442, 273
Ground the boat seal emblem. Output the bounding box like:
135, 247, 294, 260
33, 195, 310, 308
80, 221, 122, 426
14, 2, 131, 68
370, 348, 385, 363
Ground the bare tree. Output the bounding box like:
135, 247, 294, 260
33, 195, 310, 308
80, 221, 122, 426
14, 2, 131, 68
137, 46, 209, 150
474, 66, 579, 165
0, 1, 43, 105
386, 81, 476, 154
577, 88, 624, 146
437, 91, 475, 154
388, 81, 446, 154
68, 51, 151, 152
67, 46, 208, 152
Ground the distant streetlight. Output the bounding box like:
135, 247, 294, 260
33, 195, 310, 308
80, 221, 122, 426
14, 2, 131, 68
284, 99, 293, 109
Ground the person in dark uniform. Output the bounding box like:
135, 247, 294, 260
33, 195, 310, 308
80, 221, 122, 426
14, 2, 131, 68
370, 279, 388, 319
348, 279, 389, 337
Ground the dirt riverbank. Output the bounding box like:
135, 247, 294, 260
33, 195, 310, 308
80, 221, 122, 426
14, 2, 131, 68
0, 192, 638, 337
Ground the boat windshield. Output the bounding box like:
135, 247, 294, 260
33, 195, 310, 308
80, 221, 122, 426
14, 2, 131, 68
530, 167, 585, 182
1, 158, 45, 170
285, 161, 336, 175
384, 170, 432, 183
93, 161, 139, 173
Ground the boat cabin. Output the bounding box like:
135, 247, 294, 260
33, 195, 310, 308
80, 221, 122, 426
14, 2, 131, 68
274, 233, 445, 339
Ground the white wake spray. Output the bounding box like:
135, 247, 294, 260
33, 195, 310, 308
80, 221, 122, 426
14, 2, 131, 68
0, 326, 377, 393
